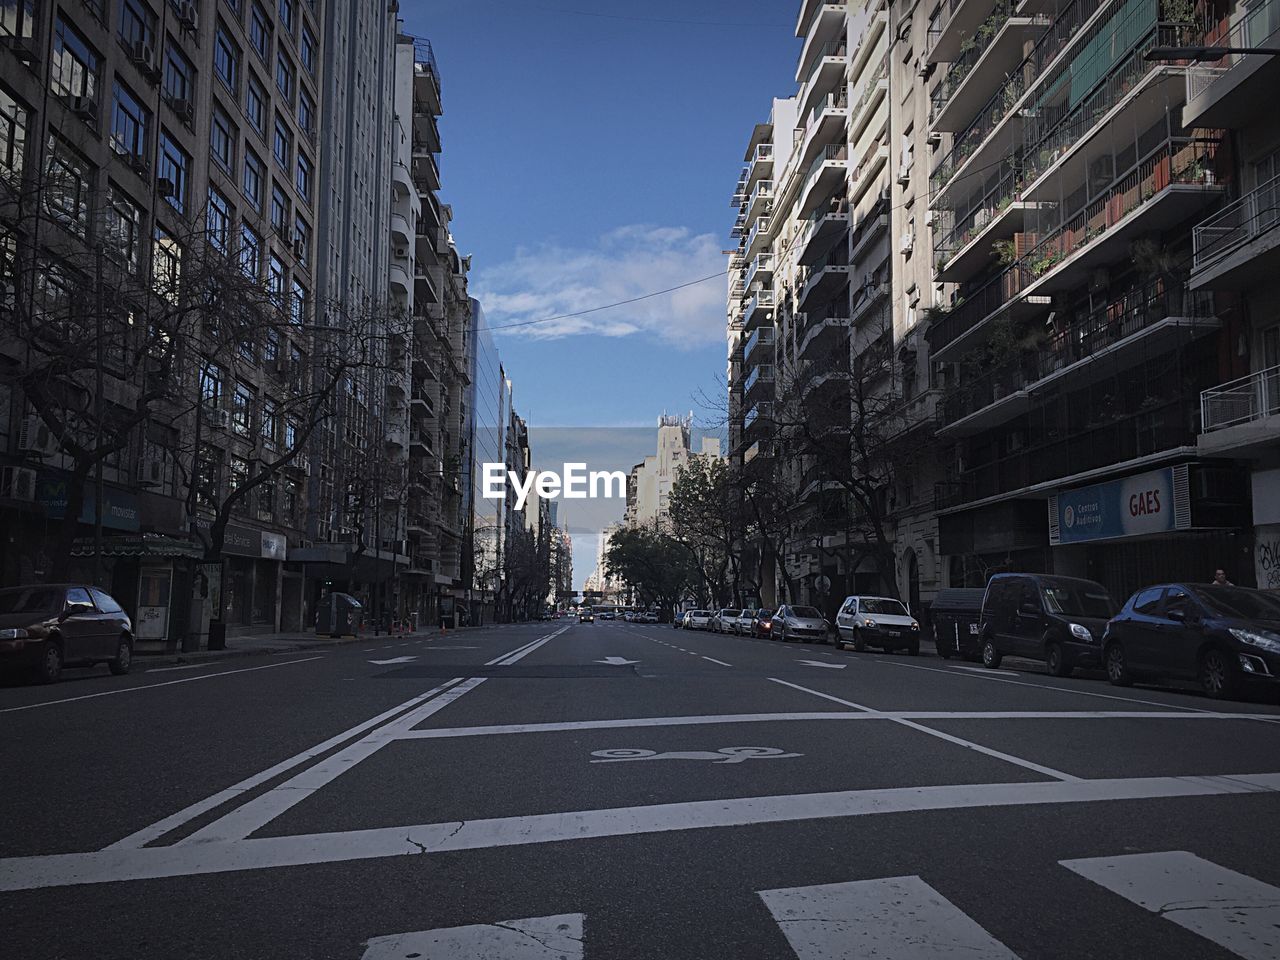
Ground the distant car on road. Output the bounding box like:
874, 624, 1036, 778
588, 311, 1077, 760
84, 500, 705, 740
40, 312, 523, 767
1103, 584, 1280, 700
835, 596, 921, 654
712, 608, 739, 633
579, 608, 595, 624
734, 609, 758, 635
0, 584, 134, 683
638, 612, 658, 624
685, 610, 713, 630
751, 609, 775, 638
979, 573, 1118, 676
770, 605, 829, 643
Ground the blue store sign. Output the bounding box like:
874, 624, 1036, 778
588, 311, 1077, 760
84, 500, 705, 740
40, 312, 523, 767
37, 476, 141, 532
1052, 467, 1178, 545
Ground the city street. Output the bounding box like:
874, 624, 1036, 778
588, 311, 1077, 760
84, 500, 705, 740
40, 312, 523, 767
3, 621, 1280, 958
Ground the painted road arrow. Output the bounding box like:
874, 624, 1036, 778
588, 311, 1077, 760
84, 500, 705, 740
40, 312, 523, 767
594, 657, 639, 666
369, 656, 417, 665
796, 660, 846, 669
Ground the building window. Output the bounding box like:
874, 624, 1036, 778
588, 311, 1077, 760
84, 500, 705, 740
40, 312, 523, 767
277, 51, 295, 102
272, 114, 291, 168
211, 108, 236, 172
214, 27, 240, 91
157, 130, 189, 212
196, 448, 223, 510
295, 151, 312, 201
240, 223, 261, 278
152, 227, 182, 300
163, 44, 194, 103
264, 328, 280, 363
106, 184, 143, 272
245, 74, 266, 133
293, 215, 310, 265
200, 361, 223, 409
0, 1, 37, 40
232, 382, 253, 437
268, 253, 286, 307
45, 136, 91, 237
250, 2, 271, 59
118, 0, 156, 49
283, 477, 299, 521
228, 455, 249, 499
300, 24, 315, 73
284, 414, 298, 448
208, 187, 232, 254
278, 0, 294, 33
290, 279, 307, 325
270, 183, 289, 232
52, 17, 99, 101
297, 87, 314, 136
0, 87, 29, 182
243, 148, 263, 209
261, 398, 279, 449
110, 81, 149, 157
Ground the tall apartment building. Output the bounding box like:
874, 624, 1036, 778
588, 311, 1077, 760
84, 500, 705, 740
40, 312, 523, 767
464, 297, 510, 625
625, 413, 721, 530
922, 0, 1254, 596
0, 0, 331, 639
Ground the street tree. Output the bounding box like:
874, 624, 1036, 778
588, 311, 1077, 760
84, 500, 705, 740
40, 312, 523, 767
604, 526, 697, 619
667, 455, 739, 606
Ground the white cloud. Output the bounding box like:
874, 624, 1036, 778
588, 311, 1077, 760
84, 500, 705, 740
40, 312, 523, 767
471, 225, 727, 348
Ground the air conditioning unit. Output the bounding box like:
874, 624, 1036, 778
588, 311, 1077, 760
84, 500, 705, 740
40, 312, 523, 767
207, 409, 232, 429
1, 35, 38, 64
175, 2, 198, 29
68, 96, 97, 120
394, 246, 409, 258
156, 177, 176, 198
17, 416, 57, 456
127, 152, 150, 176
140, 458, 165, 488
900, 232, 914, 255
293, 239, 307, 259
924, 209, 937, 227
277, 225, 293, 244
0, 466, 36, 501
169, 98, 195, 121
927, 131, 942, 146
128, 41, 155, 69
273, 355, 290, 375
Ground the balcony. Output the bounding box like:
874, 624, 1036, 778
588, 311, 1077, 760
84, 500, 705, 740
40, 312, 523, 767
744, 364, 775, 400
1183, 0, 1280, 129
412, 151, 441, 193
1198, 363, 1280, 458
746, 214, 772, 259
410, 390, 436, 419
927, 0, 997, 63
747, 142, 774, 185
799, 88, 850, 170
1190, 171, 1280, 290
934, 162, 1028, 283
799, 39, 850, 113
745, 288, 775, 329
850, 144, 890, 207
389, 261, 411, 295
797, 207, 850, 265
744, 326, 776, 365
743, 401, 775, 439
798, 252, 851, 309
798, 2, 848, 61
798, 309, 851, 359
746, 252, 775, 289
412, 39, 442, 113
849, 202, 889, 267
413, 109, 441, 155
939, 281, 1217, 437
848, 58, 888, 146
797, 143, 849, 218
746, 179, 774, 221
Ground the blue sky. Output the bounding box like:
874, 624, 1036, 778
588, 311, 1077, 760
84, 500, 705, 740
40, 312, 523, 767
400, 0, 800, 428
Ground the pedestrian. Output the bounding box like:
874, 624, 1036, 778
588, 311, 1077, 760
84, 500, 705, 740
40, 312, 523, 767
1212, 569, 1233, 586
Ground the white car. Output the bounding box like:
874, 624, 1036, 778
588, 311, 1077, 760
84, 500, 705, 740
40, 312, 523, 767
734, 609, 758, 634
835, 596, 921, 653
685, 610, 713, 630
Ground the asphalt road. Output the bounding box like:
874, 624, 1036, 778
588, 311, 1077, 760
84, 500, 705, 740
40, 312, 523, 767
3, 619, 1280, 959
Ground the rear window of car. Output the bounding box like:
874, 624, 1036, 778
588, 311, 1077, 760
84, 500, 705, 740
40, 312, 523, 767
791, 606, 823, 618
1191, 586, 1280, 620
0, 587, 62, 614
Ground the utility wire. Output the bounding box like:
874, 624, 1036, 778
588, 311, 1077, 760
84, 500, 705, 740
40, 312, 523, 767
485, 270, 729, 331
488, 1, 792, 28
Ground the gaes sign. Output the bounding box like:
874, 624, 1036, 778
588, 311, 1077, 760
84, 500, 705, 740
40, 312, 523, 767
1053, 467, 1177, 545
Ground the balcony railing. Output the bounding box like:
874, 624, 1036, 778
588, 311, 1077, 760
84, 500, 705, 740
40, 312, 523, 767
752, 143, 774, 164
1187, 0, 1280, 101
802, 38, 849, 88
745, 326, 776, 357
934, 160, 1022, 267
932, 1, 1016, 113
941, 278, 1213, 425
1193, 171, 1280, 271
1201, 363, 1280, 432
804, 88, 850, 137
744, 364, 775, 395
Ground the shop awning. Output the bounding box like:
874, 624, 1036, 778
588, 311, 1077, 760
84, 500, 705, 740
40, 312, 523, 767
70, 534, 203, 559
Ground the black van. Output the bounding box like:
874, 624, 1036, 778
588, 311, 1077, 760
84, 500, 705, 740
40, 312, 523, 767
979, 574, 1119, 676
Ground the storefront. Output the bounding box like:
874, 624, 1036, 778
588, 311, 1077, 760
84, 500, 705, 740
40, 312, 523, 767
207, 522, 287, 636
1250, 467, 1280, 591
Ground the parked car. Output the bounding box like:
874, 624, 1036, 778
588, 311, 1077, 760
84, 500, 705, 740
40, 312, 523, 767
751, 609, 776, 638
685, 610, 713, 630
835, 596, 921, 653
770, 605, 829, 643
674, 611, 688, 629
735, 609, 758, 635
579, 608, 595, 623
929, 588, 987, 660
979, 573, 1119, 676
638, 612, 658, 624
710, 609, 737, 633
0, 584, 134, 683
1103, 584, 1280, 699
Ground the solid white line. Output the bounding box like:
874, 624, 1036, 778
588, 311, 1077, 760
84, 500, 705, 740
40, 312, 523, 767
361, 914, 585, 960
951, 664, 1021, 676
7, 773, 1280, 891
760, 876, 1020, 960
702, 657, 733, 667
0, 658, 324, 714
1063, 851, 1280, 960
144, 663, 213, 673
768, 678, 1078, 781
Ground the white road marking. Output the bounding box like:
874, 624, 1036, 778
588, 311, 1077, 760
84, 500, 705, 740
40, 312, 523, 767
369, 656, 417, 665
594, 657, 639, 666
768, 678, 1079, 781
952, 664, 1021, 676
796, 659, 846, 669
144, 663, 214, 673
177, 628, 567, 845
702, 657, 732, 667
6, 773, 1280, 891
760, 875, 1020, 960
0, 658, 324, 714
1063, 851, 1280, 960
361, 914, 585, 960
589, 746, 801, 764
105, 629, 565, 850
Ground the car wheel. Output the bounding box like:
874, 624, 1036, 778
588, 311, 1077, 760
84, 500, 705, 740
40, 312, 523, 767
1199, 648, 1238, 700
1104, 642, 1132, 686
981, 638, 1002, 670
852, 629, 866, 653
36, 638, 63, 684
108, 636, 133, 676
1046, 641, 1072, 678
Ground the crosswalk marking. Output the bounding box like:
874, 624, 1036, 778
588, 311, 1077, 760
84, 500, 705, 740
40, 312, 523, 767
759, 875, 1021, 959
1062, 851, 1280, 960
360, 914, 584, 959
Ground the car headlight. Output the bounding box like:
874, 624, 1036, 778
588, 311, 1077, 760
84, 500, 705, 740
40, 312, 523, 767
910, 621, 920, 631
1069, 623, 1094, 642
0, 628, 28, 640
863, 618, 877, 628
761, 622, 771, 630
1230, 628, 1280, 654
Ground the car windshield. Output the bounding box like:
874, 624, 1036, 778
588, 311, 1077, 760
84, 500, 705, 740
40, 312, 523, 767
790, 606, 823, 619
1041, 581, 1117, 618
859, 598, 909, 616
758, 609, 773, 618
0, 587, 62, 615
1191, 586, 1280, 620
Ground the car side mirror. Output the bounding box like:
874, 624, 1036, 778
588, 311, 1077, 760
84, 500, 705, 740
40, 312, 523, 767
61, 601, 93, 620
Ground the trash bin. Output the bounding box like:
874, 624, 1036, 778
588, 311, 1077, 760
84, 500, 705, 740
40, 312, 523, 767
207, 619, 227, 651
316, 593, 363, 638
928, 588, 987, 660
